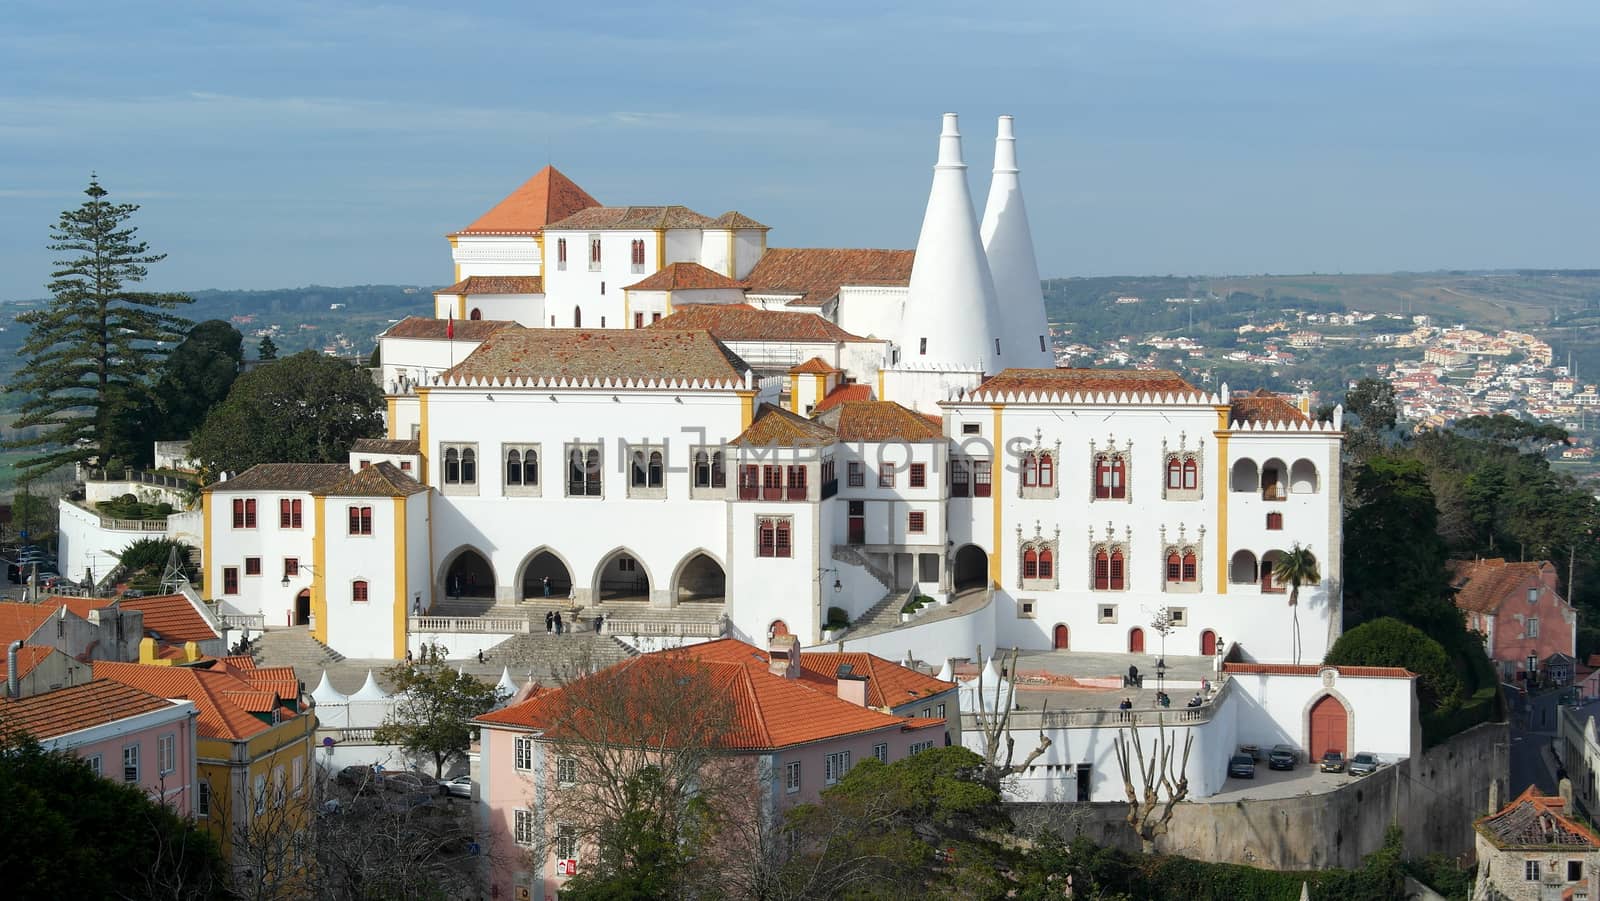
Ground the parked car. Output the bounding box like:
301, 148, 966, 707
1319, 751, 1346, 773
1228, 754, 1256, 779
384, 772, 444, 796
1348, 752, 1380, 777
444, 775, 473, 799
336, 765, 378, 790
1268, 745, 1298, 770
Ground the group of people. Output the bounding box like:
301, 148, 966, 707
543, 610, 604, 635
228, 635, 254, 656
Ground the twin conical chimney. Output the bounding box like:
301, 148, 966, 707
981, 115, 1055, 369
898, 114, 1004, 373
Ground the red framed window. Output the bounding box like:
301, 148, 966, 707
1023, 548, 1039, 579
1023, 455, 1036, 488
1110, 551, 1126, 590
738, 465, 759, 500
634, 312, 644, 329
974, 460, 992, 497
284, 558, 299, 577
223, 567, 239, 595
847, 462, 864, 487
348, 505, 373, 536
1094, 551, 1109, 590
652, 312, 661, 323
786, 465, 807, 501
908, 511, 925, 533
758, 518, 792, 558
352, 580, 369, 603
232, 498, 257, 528
1095, 455, 1126, 499
232, 499, 245, 528
909, 463, 926, 488
277, 498, 302, 529
951, 460, 969, 497
244, 557, 261, 576
589, 237, 602, 264
1167, 552, 1182, 582
1038, 549, 1054, 579
1183, 458, 1198, 490
762, 465, 783, 500
775, 520, 791, 557
1266, 511, 1284, 530
1037, 453, 1053, 488
557, 238, 567, 264
630, 239, 646, 265
1167, 458, 1183, 489
1182, 552, 1197, 582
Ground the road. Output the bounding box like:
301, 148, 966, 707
1505, 684, 1563, 797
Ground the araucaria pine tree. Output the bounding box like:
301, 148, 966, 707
8, 176, 193, 477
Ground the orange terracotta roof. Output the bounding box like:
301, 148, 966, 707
381, 316, 516, 341
202, 463, 349, 494
1229, 389, 1310, 426
0, 645, 57, 681
1477, 785, 1600, 848
624, 262, 747, 292
317, 461, 428, 498
817, 401, 944, 443
351, 438, 420, 455
0, 679, 178, 742
648, 304, 870, 343
789, 357, 841, 375
0, 602, 60, 646
47, 596, 115, 619
708, 211, 769, 229
685, 640, 954, 709
1222, 663, 1415, 678
92, 661, 295, 741
118, 594, 219, 643
813, 383, 873, 413
452, 165, 600, 236
546, 205, 714, 230
972, 368, 1201, 400
440, 327, 748, 387
734, 404, 836, 447
1448, 558, 1554, 615
744, 248, 915, 307
436, 276, 544, 296
477, 643, 943, 750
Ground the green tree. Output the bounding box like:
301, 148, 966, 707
154, 319, 243, 440
1343, 377, 1397, 466
257, 334, 278, 360
0, 733, 228, 899
188, 350, 383, 476
1273, 544, 1321, 665
7, 176, 193, 477
1325, 617, 1462, 708
373, 658, 502, 778
1343, 455, 1455, 632
113, 536, 199, 592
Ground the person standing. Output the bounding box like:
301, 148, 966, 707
545, 610, 554, 634
554, 611, 564, 635
542, 576, 552, 598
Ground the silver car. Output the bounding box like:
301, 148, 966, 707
1348, 752, 1380, 777
444, 775, 473, 799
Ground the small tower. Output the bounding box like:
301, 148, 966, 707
896, 113, 1004, 374
981, 115, 1055, 369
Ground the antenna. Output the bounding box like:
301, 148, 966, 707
160, 545, 190, 593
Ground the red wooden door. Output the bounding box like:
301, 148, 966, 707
1200, 629, 1217, 656
1128, 627, 1145, 654
1053, 624, 1069, 650
1309, 694, 1348, 760
848, 501, 866, 545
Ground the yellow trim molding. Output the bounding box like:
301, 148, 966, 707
417, 388, 431, 484
200, 494, 212, 600
385, 396, 398, 439
312, 496, 328, 644
739, 390, 756, 430
393, 497, 408, 659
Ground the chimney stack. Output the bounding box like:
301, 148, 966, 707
980, 115, 1056, 369
768, 634, 800, 679
836, 673, 868, 707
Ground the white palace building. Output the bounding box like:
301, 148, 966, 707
201, 114, 1347, 675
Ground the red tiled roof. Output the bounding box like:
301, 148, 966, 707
0, 602, 60, 646
381, 316, 516, 341
734, 404, 836, 447
1229, 389, 1310, 426
972, 368, 1201, 400
441, 327, 748, 387
452, 166, 600, 236
686, 640, 954, 709
649, 304, 869, 343
789, 357, 840, 375
708, 211, 769, 229
1477, 786, 1600, 848
477, 642, 943, 750
744, 248, 915, 307
817, 401, 944, 443
546, 205, 713, 231
813, 383, 873, 413
1222, 663, 1415, 678
318, 461, 428, 498
92, 660, 296, 741
0, 645, 57, 681
624, 262, 746, 292
1448, 558, 1554, 615
118, 594, 219, 643
202, 463, 350, 494
351, 438, 420, 455
436, 276, 544, 296
0, 679, 178, 742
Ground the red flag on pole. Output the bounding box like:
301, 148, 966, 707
446, 311, 455, 339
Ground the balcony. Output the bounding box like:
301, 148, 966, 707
786, 484, 807, 501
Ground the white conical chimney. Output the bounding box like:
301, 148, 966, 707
981, 115, 1055, 369
897, 113, 1004, 373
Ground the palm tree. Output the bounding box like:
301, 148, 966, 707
1273, 544, 1321, 665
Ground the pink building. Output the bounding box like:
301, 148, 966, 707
474, 637, 952, 900
0, 678, 200, 813
1451, 558, 1578, 683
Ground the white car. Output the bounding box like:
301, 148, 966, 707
444, 775, 472, 799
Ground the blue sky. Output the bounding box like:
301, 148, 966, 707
1, 1, 1596, 298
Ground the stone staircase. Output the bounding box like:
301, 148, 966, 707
833, 590, 907, 642
832, 546, 895, 591
482, 632, 635, 683
252, 626, 346, 671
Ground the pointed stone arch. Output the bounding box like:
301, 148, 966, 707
517, 546, 576, 602
592, 546, 654, 603
437, 544, 497, 606
669, 549, 727, 605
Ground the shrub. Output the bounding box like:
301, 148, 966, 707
1326, 617, 1462, 708
826, 606, 850, 629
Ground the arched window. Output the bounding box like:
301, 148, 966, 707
1023, 548, 1039, 579
711, 451, 725, 488
1038, 549, 1054, 579
506, 449, 523, 486
648, 451, 664, 488
694, 450, 711, 488
1182, 552, 1197, 582
573, 306, 582, 328
631, 451, 647, 487
1109, 551, 1126, 590
461, 448, 476, 484
469, 308, 482, 320
444, 447, 461, 484
1038, 452, 1054, 488
1166, 552, 1181, 582
1183, 458, 1198, 490
1096, 454, 1127, 499
525, 449, 538, 485
1167, 458, 1183, 489
1094, 550, 1110, 590
351, 580, 369, 603
1022, 453, 1037, 488
557, 238, 567, 265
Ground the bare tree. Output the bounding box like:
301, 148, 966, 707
1112, 717, 1194, 854
968, 645, 1052, 789
215, 747, 315, 901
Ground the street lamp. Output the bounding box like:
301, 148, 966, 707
817, 567, 842, 594
283, 563, 316, 588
